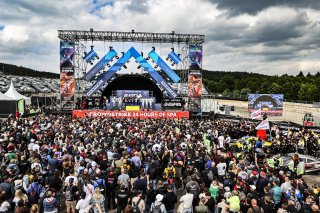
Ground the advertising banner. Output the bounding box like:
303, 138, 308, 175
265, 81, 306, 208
116, 90, 149, 98
60, 41, 75, 106
189, 45, 202, 70
188, 70, 202, 97
17, 99, 25, 114
72, 110, 189, 119
248, 94, 284, 116
162, 98, 183, 110
83, 49, 117, 81
148, 50, 180, 83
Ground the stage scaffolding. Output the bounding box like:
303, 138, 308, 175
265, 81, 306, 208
58, 29, 205, 109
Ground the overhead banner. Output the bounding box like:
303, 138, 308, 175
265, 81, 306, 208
72, 110, 189, 119
248, 94, 284, 116
189, 45, 202, 70
60, 41, 75, 107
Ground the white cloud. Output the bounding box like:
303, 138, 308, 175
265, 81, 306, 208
0, 0, 319, 75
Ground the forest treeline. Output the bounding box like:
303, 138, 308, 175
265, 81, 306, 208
0, 62, 59, 79
1, 62, 319, 102
202, 70, 320, 102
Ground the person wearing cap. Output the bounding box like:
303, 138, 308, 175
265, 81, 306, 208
151, 194, 166, 213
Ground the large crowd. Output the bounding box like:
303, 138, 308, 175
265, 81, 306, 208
0, 115, 319, 213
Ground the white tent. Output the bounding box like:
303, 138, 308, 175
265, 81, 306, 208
0, 91, 13, 101
4, 81, 31, 104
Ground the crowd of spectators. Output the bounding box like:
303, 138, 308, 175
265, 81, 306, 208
0, 115, 319, 213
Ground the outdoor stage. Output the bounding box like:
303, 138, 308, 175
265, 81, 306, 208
72, 110, 189, 119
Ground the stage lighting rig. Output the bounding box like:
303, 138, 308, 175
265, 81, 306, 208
107, 64, 111, 68
152, 47, 155, 51
123, 65, 127, 69
146, 57, 150, 60
154, 65, 158, 69
109, 46, 113, 51
121, 52, 125, 56
115, 55, 119, 59
171, 47, 174, 51
137, 65, 142, 69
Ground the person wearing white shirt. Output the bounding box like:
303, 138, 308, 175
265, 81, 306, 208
225, 135, 231, 151
179, 188, 194, 212
218, 135, 225, 149
216, 157, 227, 182
76, 193, 91, 213
65, 175, 78, 186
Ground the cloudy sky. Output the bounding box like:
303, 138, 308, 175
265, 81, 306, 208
0, 0, 320, 75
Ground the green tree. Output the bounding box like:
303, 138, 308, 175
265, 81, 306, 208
222, 89, 231, 96
298, 83, 318, 101
240, 88, 251, 97
297, 71, 304, 77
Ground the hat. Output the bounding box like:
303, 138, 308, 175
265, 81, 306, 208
156, 194, 163, 202
252, 170, 258, 176
260, 171, 266, 177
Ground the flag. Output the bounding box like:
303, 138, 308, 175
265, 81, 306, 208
250, 109, 262, 119
255, 119, 270, 130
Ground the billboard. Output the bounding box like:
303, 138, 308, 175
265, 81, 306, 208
116, 90, 149, 98
188, 70, 202, 97
189, 45, 202, 70
72, 110, 189, 119
60, 41, 75, 107
248, 94, 284, 116
162, 98, 184, 110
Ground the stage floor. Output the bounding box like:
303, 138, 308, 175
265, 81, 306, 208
72, 109, 189, 119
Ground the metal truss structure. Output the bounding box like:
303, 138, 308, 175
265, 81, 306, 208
58, 29, 205, 45
58, 29, 205, 109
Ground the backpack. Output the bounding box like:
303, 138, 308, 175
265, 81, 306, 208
28, 184, 40, 205
207, 170, 213, 181
250, 206, 262, 213
167, 169, 174, 179
65, 186, 74, 201
152, 204, 162, 213
95, 179, 105, 192
132, 198, 142, 213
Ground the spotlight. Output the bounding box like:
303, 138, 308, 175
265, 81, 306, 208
137, 65, 142, 69
166, 57, 170, 61
154, 65, 158, 69
152, 46, 155, 51
115, 55, 119, 60
90, 61, 94, 65
109, 46, 113, 51
141, 52, 143, 57
123, 65, 127, 69
96, 55, 99, 60
121, 52, 124, 56
171, 47, 174, 51
107, 64, 111, 68
91, 45, 94, 50
146, 57, 150, 60
110, 59, 113, 62
171, 62, 175, 66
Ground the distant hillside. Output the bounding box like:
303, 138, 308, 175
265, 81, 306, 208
0, 62, 59, 79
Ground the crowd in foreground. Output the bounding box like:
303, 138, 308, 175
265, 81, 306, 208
0, 115, 319, 213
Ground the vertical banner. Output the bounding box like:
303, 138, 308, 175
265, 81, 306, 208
188, 45, 203, 112
60, 41, 75, 108
17, 99, 25, 114
189, 45, 202, 70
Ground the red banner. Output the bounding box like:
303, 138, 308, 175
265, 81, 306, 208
72, 110, 189, 119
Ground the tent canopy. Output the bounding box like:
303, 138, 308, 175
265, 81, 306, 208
5, 81, 31, 104
0, 91, 13, 101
